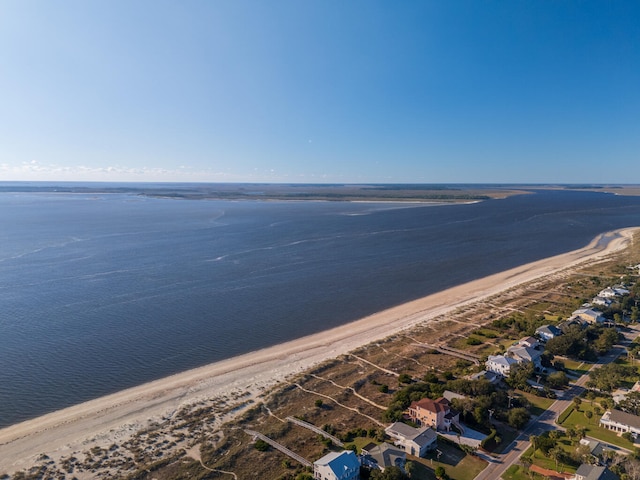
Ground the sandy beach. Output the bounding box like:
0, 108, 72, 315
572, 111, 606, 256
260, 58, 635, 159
0, 227, 637, 474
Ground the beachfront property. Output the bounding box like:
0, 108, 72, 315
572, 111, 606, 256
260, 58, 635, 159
507, 344, 544, 370
407, 396, 460, 432
598, 286, 630, 298
559, 316, 590, 332
535, 324, 562, 342
361, 442, 406, 472
518, 336, 541, 349
313, 450, 360, 480
467, 370, 500, 383
599, 409, 640, 437
592, 296, 614, 307
569, 464, 620, 480
571, 307, 607, 325
486, 354, 518, 377
385, 422, 437, 457
485, 336, 547, 377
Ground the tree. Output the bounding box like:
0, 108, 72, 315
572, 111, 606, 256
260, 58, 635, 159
619, 392, 640, 416
506, 362, 535, 390
585, 410, 593, 424
547, 371, 569, 389
254, 439, 270, 451
370, 466, 409, 480
405, 460, 416, 478
398, 373, 413, 384
434, 466, 447, 480
520, 456, 533, 479
315, 399, 323, 408
573, 397, 582, 410
549, 447, 564, 472
508, 407, 531, 429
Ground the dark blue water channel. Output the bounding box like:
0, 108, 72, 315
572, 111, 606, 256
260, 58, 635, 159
1, 189, 640, 427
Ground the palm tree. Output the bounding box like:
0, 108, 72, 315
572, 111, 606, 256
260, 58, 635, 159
549, 447, 564, 472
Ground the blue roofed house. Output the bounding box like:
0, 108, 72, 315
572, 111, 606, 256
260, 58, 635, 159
314, 450, 360, 480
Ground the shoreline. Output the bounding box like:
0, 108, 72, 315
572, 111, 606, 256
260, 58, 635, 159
0, 226, 637, 474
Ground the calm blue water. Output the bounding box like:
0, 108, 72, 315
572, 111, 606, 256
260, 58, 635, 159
1, 189, 640, 427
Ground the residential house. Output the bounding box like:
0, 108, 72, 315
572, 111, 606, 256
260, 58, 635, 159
486, 355, 518, 377
518, 336, 541, 349
467, 370, 500, 384
569, 464, 619, 480
599, 409, 640, 437
592, 296, 613, 307
314, 451, 360, 480
559, 317, 589, 332
571, 308, 606, 325
407, 397, 460, 432
508, 345, 543, 364
613, 286, 631, 296
362, 443, 406, 472
578, 438, 610, 463
535, 325, 562, 342
599, 287, 620, 299
385, 422, 437, 457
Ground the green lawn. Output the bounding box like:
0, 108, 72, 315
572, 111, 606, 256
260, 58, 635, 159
558, 403, 635, 449
502, 464, 547, 480
517, 390, 555, 416
561, 358, 591, 376
409, 443, 487, 480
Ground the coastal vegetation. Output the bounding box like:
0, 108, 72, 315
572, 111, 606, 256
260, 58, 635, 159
3, 231, 640, 479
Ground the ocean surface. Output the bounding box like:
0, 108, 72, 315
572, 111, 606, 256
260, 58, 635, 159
2, 188, 640, 427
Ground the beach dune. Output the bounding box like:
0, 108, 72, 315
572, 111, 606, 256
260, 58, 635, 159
0, 227, 636, 474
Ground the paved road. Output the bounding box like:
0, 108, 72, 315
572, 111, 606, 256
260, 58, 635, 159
474, 326, 640, 480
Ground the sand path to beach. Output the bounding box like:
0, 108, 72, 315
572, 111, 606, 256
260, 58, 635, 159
0, 227, 637, 473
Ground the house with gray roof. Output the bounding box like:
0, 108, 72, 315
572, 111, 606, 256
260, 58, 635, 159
535, 324, 562, 342
572, 307, 607, 325
599, 409, 640, 437
362, 443, 406, 472
570, 464, 619, 480
486, 354, 518, 377
385, 422, 437, 457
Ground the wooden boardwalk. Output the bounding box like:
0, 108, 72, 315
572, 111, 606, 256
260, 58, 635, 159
286, 416, 344, 447
244, 429, 312, 467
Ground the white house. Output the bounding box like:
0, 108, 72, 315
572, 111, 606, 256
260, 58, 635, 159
592, 296, 614, 307
314, 451, 360, 480
599, 409, 640, 437
486, 355, 518, 377
385, 422, 437, 457
599, 287, 619, 299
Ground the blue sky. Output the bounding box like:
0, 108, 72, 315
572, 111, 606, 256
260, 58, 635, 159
1, 1, 639, 183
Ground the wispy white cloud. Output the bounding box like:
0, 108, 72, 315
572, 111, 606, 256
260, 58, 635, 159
0, 161, 255, 182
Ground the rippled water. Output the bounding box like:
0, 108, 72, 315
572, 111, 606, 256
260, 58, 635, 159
1, 189, 640, 427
